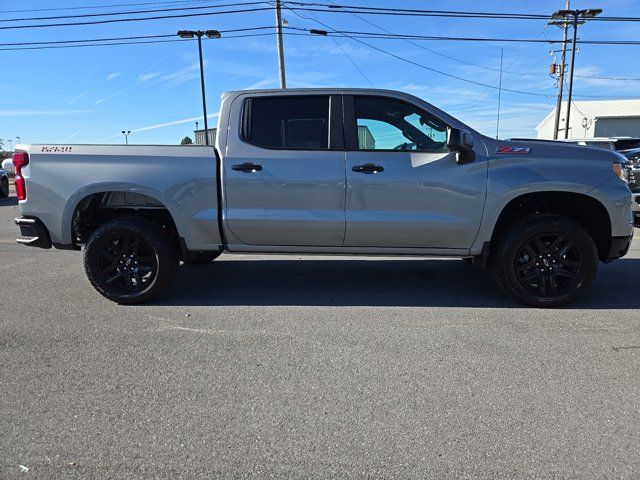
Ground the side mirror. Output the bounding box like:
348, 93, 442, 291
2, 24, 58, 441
447, 128, 475, 164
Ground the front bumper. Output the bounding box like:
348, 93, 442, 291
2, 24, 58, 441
15, 216, 52, 249
632, 194, 640, 228
605, 234, 633, 262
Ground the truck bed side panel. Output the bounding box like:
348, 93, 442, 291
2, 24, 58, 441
18, 145, 222, 251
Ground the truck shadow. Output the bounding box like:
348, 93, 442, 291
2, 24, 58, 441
155, 257, 640, 309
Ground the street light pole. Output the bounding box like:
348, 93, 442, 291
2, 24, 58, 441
177, 30, 221, 146
196, 34, 209, 146
122, 130, 131, 145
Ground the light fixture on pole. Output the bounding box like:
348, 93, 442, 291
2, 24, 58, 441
122, 130, 131, 145
550, 8, 602, 139
177, 29, 222, 146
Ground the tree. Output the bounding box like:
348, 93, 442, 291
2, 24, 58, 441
180, 136, 193, 145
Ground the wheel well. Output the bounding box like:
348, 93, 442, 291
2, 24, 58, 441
492, 192, 612, 260
72, 191, 180, 248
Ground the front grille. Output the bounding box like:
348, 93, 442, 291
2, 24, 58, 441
628, 168, 640, 193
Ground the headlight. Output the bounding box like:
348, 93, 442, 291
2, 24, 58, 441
612, 151, 629, 182
612, 162, 629, 182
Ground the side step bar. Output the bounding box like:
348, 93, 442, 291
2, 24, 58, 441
15, 217, 52, 249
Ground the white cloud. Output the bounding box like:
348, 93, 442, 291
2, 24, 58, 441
132, 113, 219, 133
137, 72, 160, 83
67, 90, 92, 105
60, 130, 82, 142
95, 89, 128, 105
0, 109, 94, 116
244, 77, 276, 90
160, 63, 201, 87
107, 72, 122, 81
97, 113, 219, 141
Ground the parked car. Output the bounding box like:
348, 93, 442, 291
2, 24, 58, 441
13, 88, 634, 307
0, 167, 8, 198
620, 147, 640, 225
561, 137, 640, 151
2, 157, 15, 176
510, 137, 640, 152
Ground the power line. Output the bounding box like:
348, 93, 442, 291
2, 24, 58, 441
323, 0, 512, 81
0, 32, 282, 52
0, 1, 267, 23
285, 2, 552, 20
302, 9, 374, 86
575, 74, 640, 81
284, 2, 640, 22
0, 0, 217, 15
0, 6, 272, 30
0, 27, 276, 46
294, 28, 640, 46
283, 7, 552, 98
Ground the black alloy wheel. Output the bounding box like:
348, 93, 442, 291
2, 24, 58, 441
491, 214, 598, 307
514, 232, 582, 297
95, 233, 158, 293
84, 217, 178, 304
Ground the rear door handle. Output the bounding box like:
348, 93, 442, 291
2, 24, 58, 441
232, 162, 263, 173
352, 163, 384, 174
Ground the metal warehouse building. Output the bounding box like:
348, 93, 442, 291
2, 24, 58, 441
536, 99, 640, 139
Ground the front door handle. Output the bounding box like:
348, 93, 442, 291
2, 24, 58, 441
232, 162, 263, 173
352, 163, 384, 174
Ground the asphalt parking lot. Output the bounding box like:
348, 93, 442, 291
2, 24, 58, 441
1, 182, 639, 479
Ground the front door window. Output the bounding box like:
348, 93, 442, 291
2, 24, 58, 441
354, 96, 448, 152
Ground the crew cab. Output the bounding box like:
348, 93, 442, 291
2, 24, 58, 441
13, 88, 634, 306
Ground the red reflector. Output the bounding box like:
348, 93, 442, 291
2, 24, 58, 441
12, 152, 29, 201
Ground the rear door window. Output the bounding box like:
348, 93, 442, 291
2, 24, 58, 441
244, 96, 330, 150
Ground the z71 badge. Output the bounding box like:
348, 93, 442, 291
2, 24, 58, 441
495, 146, 530, 154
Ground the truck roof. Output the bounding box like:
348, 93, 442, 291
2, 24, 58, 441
222, 87, 412, 97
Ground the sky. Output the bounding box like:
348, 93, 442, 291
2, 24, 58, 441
0, 0, 639, 146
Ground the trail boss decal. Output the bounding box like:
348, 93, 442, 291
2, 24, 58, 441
495, 146, 530, 154
41, 146, 73, 153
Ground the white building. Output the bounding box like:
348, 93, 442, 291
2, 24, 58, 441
194, 128, 217, 146
536, 99, 640, 139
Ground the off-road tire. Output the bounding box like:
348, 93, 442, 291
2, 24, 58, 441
84, 217, 179, 304
490, 214, 598, 307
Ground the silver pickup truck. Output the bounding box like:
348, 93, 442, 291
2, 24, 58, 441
13, 88, 634, 307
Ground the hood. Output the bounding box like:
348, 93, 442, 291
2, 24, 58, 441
484, 137, 624, 164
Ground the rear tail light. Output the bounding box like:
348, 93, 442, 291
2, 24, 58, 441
12, 151, 29, 201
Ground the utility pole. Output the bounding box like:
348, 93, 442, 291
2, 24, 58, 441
496, 48, 503, 140
550, 7, 602, 139
551, 0, 570, 140
274, 0, 287, 88
564, 13, 579, 139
